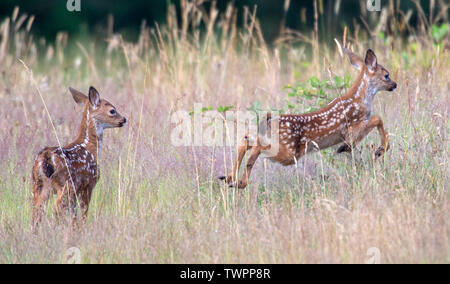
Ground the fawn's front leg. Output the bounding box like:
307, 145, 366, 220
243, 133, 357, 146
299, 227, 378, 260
78, 185, 94, 221
236, 145, 262, 189
338, 115, 389, 158
219, 136, 251, 186
54, 182, 78, 224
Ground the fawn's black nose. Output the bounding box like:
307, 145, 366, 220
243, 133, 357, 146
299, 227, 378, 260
120, 117, 127, 127
389, 82, 397, 91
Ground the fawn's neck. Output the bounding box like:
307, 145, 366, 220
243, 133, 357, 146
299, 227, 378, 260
344, 68, 377, 113
73, 105, 103, 159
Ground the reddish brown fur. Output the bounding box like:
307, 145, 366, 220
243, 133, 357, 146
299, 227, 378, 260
32, 86, 126, 231
221, 49, 397, 188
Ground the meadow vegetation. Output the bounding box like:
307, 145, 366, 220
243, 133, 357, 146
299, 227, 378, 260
0, 2, 448, 263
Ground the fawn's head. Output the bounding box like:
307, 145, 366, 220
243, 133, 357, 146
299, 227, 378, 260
69, 86, 127, 136
345, 48, 397, 93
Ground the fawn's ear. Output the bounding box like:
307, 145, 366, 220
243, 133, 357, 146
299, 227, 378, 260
88, 86, 101, 109
69, 87, 88, 105
344, 48, 364, 71
364, 49, 377, 72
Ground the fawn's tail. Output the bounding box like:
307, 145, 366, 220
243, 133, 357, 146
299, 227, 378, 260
34, 149, 56, 179
41, 151, 55, 178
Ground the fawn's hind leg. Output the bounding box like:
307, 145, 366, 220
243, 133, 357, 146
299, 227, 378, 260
32, 180, 52, 232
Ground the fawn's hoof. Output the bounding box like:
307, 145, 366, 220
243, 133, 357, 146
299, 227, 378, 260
228, 181, 247, 189
223, 179, 247, 189
337, 144, 352, 154
237, 181, 248, 189
219, 175, 247, 189
219, 175, 233, 183
374, 146, 385, 159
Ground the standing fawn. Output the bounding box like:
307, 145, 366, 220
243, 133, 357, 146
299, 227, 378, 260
32, 86, 126, 230
220, 48, 397, 188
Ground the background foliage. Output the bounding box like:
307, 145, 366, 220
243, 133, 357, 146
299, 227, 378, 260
0, 0, 444, 41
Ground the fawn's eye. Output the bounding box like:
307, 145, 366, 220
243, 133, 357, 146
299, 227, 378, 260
109, 109, 116, 115
384, 74, 390, 80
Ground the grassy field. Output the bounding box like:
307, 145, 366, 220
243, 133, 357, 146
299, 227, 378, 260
0, 4, 449, 263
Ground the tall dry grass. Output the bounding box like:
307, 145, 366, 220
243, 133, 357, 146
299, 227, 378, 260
0, 2, 448, 263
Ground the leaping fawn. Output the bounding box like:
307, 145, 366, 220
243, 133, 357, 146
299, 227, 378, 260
32, 86, 126, 230
220, 47, 397, 188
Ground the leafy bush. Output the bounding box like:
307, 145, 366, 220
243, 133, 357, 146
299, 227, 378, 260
281, 74, 351, 113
